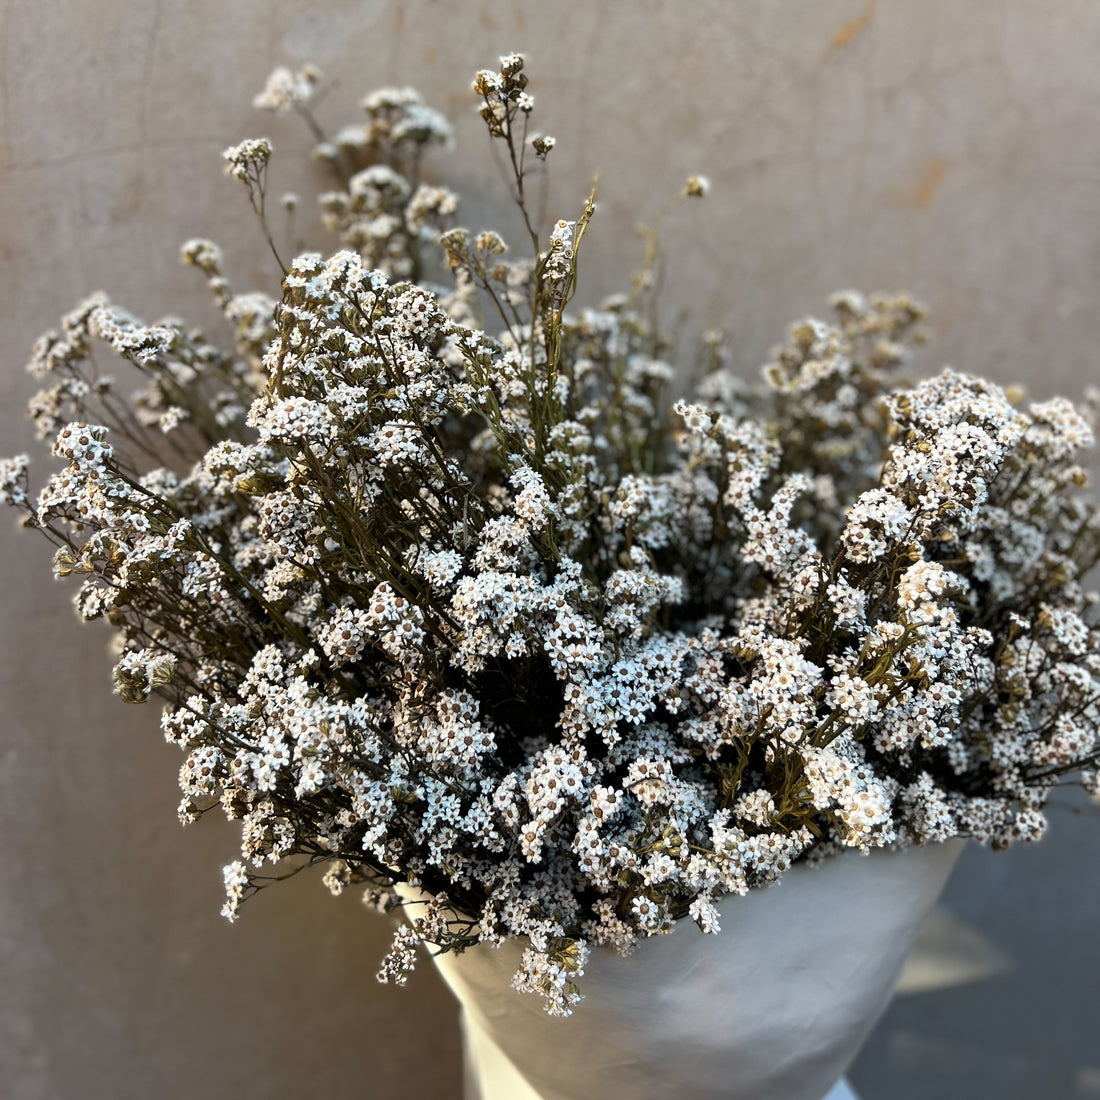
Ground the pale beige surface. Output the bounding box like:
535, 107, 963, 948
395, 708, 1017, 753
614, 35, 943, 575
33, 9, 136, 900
2, 3, 1099, 1098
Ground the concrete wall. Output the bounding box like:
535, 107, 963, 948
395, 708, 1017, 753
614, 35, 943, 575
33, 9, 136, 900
1, 3, 1097, 1097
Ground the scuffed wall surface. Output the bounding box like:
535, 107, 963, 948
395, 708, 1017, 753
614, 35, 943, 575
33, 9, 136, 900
1, 3, 1097, 1097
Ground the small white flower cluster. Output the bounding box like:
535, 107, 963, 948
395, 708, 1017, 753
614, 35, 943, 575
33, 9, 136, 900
543, 220, 575, 283
222, 137, 273, 183
312, 85, 455, 280
473, 53, 533, 136
7, 56, 1100, 1017
253, 64, 321, 114
0, 454, 30, 506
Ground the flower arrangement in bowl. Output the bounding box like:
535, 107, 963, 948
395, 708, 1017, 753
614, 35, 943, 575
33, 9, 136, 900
4, 51, 1099, 1067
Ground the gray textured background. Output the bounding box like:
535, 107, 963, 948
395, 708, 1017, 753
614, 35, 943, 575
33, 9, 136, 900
1, 2, 1098, 1097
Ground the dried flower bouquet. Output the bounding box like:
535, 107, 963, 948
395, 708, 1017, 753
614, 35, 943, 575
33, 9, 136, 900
5, 55, 1100, 1017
